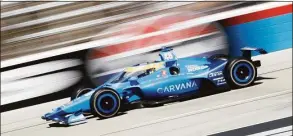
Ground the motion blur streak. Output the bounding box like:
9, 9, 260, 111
1, 2, 290, 107
0, 2, 237, 105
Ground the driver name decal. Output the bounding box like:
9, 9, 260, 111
157, 81, 197, 94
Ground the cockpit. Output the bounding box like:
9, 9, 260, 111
111, 62, 164, 83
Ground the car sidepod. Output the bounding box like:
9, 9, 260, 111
132, 66, 202, 99
206, 59, 229, 87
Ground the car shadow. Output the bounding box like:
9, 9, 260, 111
96, 112, 127, 120
177, 78, 269, 103
256, 76, 276, 81
133, 77, 270, 108
48, 121, 87, 128
47, 114, 104, 128
47, 112, 127, 128
231, 82, 263, 91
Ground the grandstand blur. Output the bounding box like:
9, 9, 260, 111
1, 1, 266, 106
1, 1, 260, 67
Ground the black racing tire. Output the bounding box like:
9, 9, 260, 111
225, 57, 257, 89
90, 89, 121, 119
70, 87, 93, 101
71, 87, 93, 115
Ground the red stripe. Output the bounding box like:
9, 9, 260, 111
89, 25, 217, 59
116, 14, 196, 36
221, 4, 292, 27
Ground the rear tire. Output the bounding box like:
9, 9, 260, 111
225, 58, 257, 89
90, 89, 121, 119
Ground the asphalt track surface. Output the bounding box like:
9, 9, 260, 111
1, 50, 292, 136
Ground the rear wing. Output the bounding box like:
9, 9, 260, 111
241, 47, 268, 59
241, 47, 268, 67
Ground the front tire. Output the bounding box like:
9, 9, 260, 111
225, 58, 257, 88
71, 87, 93, 115
90, 89, 121, 119
71, 87, 93, 101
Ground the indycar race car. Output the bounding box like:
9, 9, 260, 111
42, 46, 267, 125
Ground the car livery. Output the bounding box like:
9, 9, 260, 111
42, 46, 267, 125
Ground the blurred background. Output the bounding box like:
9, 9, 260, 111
1, 1, 292, 111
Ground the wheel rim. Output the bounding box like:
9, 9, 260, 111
97, 93, 118, 114
232, 62, 253, 84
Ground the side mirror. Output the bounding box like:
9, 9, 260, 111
169, 66, 180, 75
129, 77, 139, 86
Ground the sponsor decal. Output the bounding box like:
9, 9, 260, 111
185, 65, 208, 72
213, 77, 226, 85
157, 81, 197, 94
209, 71, 223, 77
162, 52, 174, 60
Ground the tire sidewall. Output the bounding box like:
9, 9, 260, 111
71, 87, 93, 115
226, 58, 257, 88
71, 87, 92, 100
90, 89, 121, 118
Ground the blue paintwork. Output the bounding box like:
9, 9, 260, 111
42, 47, 263, 125
66, 112, 86, 125
224, 13, 292, 57
92, 49, 227, 86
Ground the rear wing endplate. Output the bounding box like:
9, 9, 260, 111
241, 47, 268, 59
241, 47, 268, 67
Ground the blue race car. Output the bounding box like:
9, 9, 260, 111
42, 46, 267, 125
